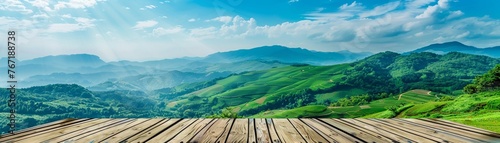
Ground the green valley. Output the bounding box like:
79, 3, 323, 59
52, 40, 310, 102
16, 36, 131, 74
164, 52, 499, 118
2, 51, 499, 134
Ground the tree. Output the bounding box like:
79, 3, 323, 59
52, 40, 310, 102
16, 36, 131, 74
463, 64, 500, 94
207, 107, 241, 118
463, 84, 478, 94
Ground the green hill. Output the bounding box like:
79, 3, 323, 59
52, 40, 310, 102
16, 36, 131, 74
247, 89, 441, 118
364, 64, 500, 133
162, 52, 499, 118
0, 84, 169, 134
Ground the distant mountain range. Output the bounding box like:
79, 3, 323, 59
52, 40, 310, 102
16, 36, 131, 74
406, 41, 500, 58
202, 45, 372, 65
2, 42, 500, 89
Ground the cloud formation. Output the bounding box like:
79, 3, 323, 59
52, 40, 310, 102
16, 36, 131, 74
132, 20, 158, 30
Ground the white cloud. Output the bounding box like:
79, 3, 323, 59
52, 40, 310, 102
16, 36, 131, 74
125, 7, 130, 10
415, 5, 438, 19
46, 17, 95, 33
415, 0, 450, 19
0, 0, 33, 14
153, 26, 185, 36
445, 10, 463, 20
438, 0, 449, 8
47, 23, 82, 33
339, 1, 361, 10
359, 1, 400, 18
25, 0, 52, 11
188, 18, 196, 22
132, 20, 158, 30
61, 14, 72, 18
145, 5, 156, 9
32, 13, 49, 19
179, 0, 500, 53
54, 0, 106, 10
406, 0, 435, 9
209, 16, 233, 23
288, 0, 299, 3
455, 31, 469, 38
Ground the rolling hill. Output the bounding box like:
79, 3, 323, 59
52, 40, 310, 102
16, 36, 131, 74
203, 45, 372, 65
251, 89, 440, 118
162, 52, 500, 117
406, 41, 500, 58
363, 64, 500, 133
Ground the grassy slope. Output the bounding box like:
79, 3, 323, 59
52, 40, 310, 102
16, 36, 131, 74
364, 90, 500, 133
249, 105, 331, 118
171, 52, 499, 116
167, 64, 358, 111
251, 89, 436, 118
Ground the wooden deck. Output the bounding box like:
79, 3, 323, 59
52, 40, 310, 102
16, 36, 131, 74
1, 118, 500, 143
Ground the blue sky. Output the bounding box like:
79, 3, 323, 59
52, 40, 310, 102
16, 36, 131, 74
1, 0, 500, 61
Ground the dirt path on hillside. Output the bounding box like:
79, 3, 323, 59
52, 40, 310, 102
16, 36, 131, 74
398, 94, 403, 100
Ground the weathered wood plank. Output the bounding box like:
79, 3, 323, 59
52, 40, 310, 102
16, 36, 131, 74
266, 118, 282, 143
71, 119, 149, 142
226, 119, 249, 143
0, 118, 85, 139
2, 118, 500, 142
216, 118, 236, 142
288, 119, 328, 143
248, 118, 257, 143
318, 118, 388, 143
12, 119, 113, 142
272, 119, 306, 143
300, 119, 349, 142
190, 118, 232, 143
186, 118, 219, 143
381, 119, 479, 143
43, 119, 131, 142
424, 119, 500, 137
0, 118, 90, 142
100, 118, 166, 142
145, 118, 199, 142
342, 119, 416, 142
169, 119, 215, 143
254, 118, 272, 143
123, 118, 181, 142
404, 119, 499, 143
356, 118, 439, 142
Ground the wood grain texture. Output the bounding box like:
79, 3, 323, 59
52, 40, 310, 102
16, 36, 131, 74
145, 118, 198, 142
2, 118, 500, 143
341, 119, 414, 142
318, 118, 387, 143
300, 119, 355, 143
0, 118, 90, 142
43, 119, 131, 142
266, 118, 282, 143
380, 119, 477, 143
169, 119, 215, 143
272, 119, 306, 143
100, 118, 165, 142
125, 118, 181, 142
12, 119, 112, 142
247, 118, 257, 143
288, 119, 328, 143
404, 118, 500, 143
74, 118, 149, 142
254, 118, 272, 143
190, 118, 232, 143
226, 119, 249, 143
